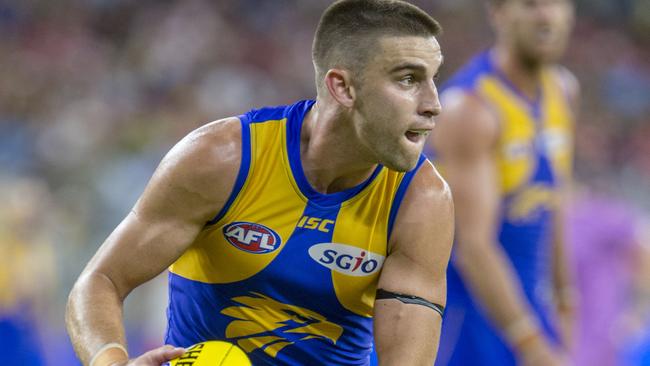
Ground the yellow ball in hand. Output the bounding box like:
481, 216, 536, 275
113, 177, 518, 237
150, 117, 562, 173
165, 340, 251, 366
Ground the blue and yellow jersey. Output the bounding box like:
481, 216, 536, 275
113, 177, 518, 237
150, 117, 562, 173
166, 100, 426, 365
443, 51, 573, 299
435, 50, 574, 354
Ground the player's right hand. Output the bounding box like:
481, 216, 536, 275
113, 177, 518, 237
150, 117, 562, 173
115, 345, 186, 366
516, 335, 570, 366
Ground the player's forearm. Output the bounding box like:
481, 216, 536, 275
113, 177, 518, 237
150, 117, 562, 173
552, 240, 569, 290
374, 301, 441, 366
551, 214, 577, 349
66, 270, 129, 365
552, 211, 576, 309
552, 242, 576, 312
454, 241, 544, 349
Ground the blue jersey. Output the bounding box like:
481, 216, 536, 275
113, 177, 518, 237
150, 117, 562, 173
165, 100, 427, 365
433, 51, 574, 366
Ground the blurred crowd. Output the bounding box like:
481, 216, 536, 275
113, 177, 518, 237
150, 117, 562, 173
0, 0, 648, 365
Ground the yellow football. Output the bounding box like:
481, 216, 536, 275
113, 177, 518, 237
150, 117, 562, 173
165, 340, 251, 366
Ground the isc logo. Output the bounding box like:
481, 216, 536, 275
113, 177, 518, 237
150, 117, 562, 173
308, 243, 385, 277
296, 216, 335, 233
223, 222, 282, 254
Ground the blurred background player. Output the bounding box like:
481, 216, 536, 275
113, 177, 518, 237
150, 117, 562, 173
0, 178, 56, 366
428, 0, 578, 365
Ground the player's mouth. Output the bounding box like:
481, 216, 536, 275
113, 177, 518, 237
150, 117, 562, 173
535, 27, 555, 44
405, 129, 431, 143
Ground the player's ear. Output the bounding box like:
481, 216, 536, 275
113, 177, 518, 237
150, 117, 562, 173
324, 68, 356, 108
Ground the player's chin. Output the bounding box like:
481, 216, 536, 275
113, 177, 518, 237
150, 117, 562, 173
531, 45, 564, 63
383, 148, 421, 172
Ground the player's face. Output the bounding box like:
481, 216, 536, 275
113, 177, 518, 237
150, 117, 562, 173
497, 0, 574, 63
352, 35, 442, 172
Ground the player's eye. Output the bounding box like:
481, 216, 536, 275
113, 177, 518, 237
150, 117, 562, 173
399, 75, 415, 86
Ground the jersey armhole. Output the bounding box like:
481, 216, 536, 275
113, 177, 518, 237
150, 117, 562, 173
386, 154, 427, 244
205, 115, 252, 226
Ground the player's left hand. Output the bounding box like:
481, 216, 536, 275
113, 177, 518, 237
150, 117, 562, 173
556, 305, 575, 351
555, 289, 577, 351
115, 345, 186, 366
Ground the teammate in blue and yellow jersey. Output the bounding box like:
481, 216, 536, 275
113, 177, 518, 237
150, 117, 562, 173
428, 0, 579, 365
65, 1, 454, 365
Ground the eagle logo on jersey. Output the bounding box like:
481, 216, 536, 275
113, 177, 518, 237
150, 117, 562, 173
221, 292, 343, 357
507, 183, 558, 223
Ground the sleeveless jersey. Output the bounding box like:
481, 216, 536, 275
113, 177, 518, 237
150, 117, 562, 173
433, 51, 574, 365
165, 100, 426, 365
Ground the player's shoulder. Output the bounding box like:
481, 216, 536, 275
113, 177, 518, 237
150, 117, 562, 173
388, 158, 454, 252
440, 85, 494, 119
550, 64, 580, 105
433, 87, 499, 155
156, 117, 243, 199
437, 50, 499, 131
172, 116, 243, 169
438, 51, 499, 133
405, 158, 453, 209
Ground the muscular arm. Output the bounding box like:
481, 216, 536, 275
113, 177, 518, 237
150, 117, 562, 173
65, 118, 242, 365
429, 91, 557, 359
374, 161, 454, 365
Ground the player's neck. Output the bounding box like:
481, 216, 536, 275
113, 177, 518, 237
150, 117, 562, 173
492, 46, 544, 102
299, 102, 379, 195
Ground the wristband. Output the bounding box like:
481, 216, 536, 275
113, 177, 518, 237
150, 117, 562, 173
504, 316, 541, 350
89, 342, 128, 366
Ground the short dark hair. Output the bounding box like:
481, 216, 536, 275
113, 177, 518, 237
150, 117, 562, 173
312, 0, 441, 90
486, 0, 573, 7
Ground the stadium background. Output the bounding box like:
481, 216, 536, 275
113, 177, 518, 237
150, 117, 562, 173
0, 0, 648, 364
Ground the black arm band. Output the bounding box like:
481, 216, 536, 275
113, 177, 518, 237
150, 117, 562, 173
376, 288, 445, 317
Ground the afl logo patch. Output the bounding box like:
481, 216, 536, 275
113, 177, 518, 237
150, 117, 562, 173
308, 243, 385, 276
223, 222, 282, 254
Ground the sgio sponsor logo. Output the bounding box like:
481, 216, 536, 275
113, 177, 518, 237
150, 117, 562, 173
223, 222, 282, 254
308, 243, 385, 276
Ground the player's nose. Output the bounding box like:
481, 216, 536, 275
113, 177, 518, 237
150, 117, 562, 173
533, 0, 556, 24
418, 80, 442, 118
